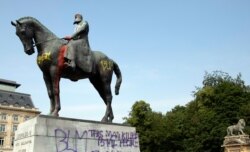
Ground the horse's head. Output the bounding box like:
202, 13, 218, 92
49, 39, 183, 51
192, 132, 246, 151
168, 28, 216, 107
11, 20, 35, 55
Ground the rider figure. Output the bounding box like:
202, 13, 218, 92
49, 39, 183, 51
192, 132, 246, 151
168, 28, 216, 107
64, 13, 92, 72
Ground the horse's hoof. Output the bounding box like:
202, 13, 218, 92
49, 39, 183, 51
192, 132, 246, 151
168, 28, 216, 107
101, 117, 108, 122
51, 112, 59, 117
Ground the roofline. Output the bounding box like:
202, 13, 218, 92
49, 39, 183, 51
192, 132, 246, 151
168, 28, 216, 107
0, 89, 31, 96
0, 89, 36, 109
0, 105, 41, 114
0, 78, 21, 88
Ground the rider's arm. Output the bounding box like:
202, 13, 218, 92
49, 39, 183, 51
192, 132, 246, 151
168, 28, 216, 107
71, 21, 89, 39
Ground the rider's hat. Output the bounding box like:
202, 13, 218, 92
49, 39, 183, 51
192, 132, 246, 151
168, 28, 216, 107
74, 13, 83, 24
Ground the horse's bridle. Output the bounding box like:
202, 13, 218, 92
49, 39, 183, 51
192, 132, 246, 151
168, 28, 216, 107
33, 37, 62, 48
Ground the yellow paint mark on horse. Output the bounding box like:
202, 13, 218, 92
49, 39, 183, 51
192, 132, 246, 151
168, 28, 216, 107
100, 59, 113, 71
37, 52, 51, 65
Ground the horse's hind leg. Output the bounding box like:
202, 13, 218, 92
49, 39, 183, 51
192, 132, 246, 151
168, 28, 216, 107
101, 84, 113, 122
90, 76, 113, 122
101, 71, 114, 122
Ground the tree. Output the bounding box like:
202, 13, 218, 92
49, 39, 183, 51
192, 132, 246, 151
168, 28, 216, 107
124, 100, 166, 152
124, 71, 250, 152
184, 71, 250, 151
163, 105, 186, 151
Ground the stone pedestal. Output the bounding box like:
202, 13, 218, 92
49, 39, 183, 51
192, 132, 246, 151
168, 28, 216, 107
13, 115, 140, 152
222, 135, 250, 152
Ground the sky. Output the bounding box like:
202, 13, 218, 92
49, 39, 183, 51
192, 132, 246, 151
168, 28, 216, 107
1, 1, 250, 123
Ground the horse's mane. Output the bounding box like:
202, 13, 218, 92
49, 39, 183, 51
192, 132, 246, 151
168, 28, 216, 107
18, 16, 45, 27
17, 16, 57, 37
18, 16, 37, 22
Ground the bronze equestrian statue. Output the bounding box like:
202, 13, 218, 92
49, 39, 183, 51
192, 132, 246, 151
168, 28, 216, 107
11, 16, 122, 122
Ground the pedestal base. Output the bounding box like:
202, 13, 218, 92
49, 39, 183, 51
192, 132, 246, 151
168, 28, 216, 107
13, 115, 140, 152
222, 135, 250, 152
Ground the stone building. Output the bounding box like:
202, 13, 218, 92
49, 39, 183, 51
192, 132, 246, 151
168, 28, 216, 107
0, 78, 40, 152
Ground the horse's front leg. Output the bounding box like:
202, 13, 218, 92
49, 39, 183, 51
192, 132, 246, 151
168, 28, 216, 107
239, 129, 245, 135
50, 68, 61, 116
43, 74, 55, 115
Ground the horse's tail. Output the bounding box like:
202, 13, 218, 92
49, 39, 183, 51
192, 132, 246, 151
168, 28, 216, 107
113, 60, 122, 95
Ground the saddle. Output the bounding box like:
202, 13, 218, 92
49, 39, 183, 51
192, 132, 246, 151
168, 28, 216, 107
61, 40, 93, 74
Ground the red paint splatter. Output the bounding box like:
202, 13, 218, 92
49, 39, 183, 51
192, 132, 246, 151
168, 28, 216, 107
58, 45, 67, 70
54, 45, 68, 94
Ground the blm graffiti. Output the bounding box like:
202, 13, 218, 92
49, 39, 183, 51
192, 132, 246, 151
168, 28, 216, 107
55, 128, 139, 152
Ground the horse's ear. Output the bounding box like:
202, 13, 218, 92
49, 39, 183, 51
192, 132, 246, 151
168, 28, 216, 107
16, 20, 22, 26
11, 21, 16, 27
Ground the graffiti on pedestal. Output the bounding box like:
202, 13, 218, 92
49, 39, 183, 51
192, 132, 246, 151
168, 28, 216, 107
55, 128, 139, 152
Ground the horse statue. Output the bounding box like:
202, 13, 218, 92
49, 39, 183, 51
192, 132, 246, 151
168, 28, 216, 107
11, 17, 122, 122
227, 119, 246, 136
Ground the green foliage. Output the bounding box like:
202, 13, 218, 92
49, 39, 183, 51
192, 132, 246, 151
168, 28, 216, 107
123, 100, 166, 152
164, 105, 186, 151
124, 71, 250, 152
184, 71, 250, 151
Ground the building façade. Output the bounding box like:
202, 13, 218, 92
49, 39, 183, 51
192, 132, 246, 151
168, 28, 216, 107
0, 78, 40, 152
